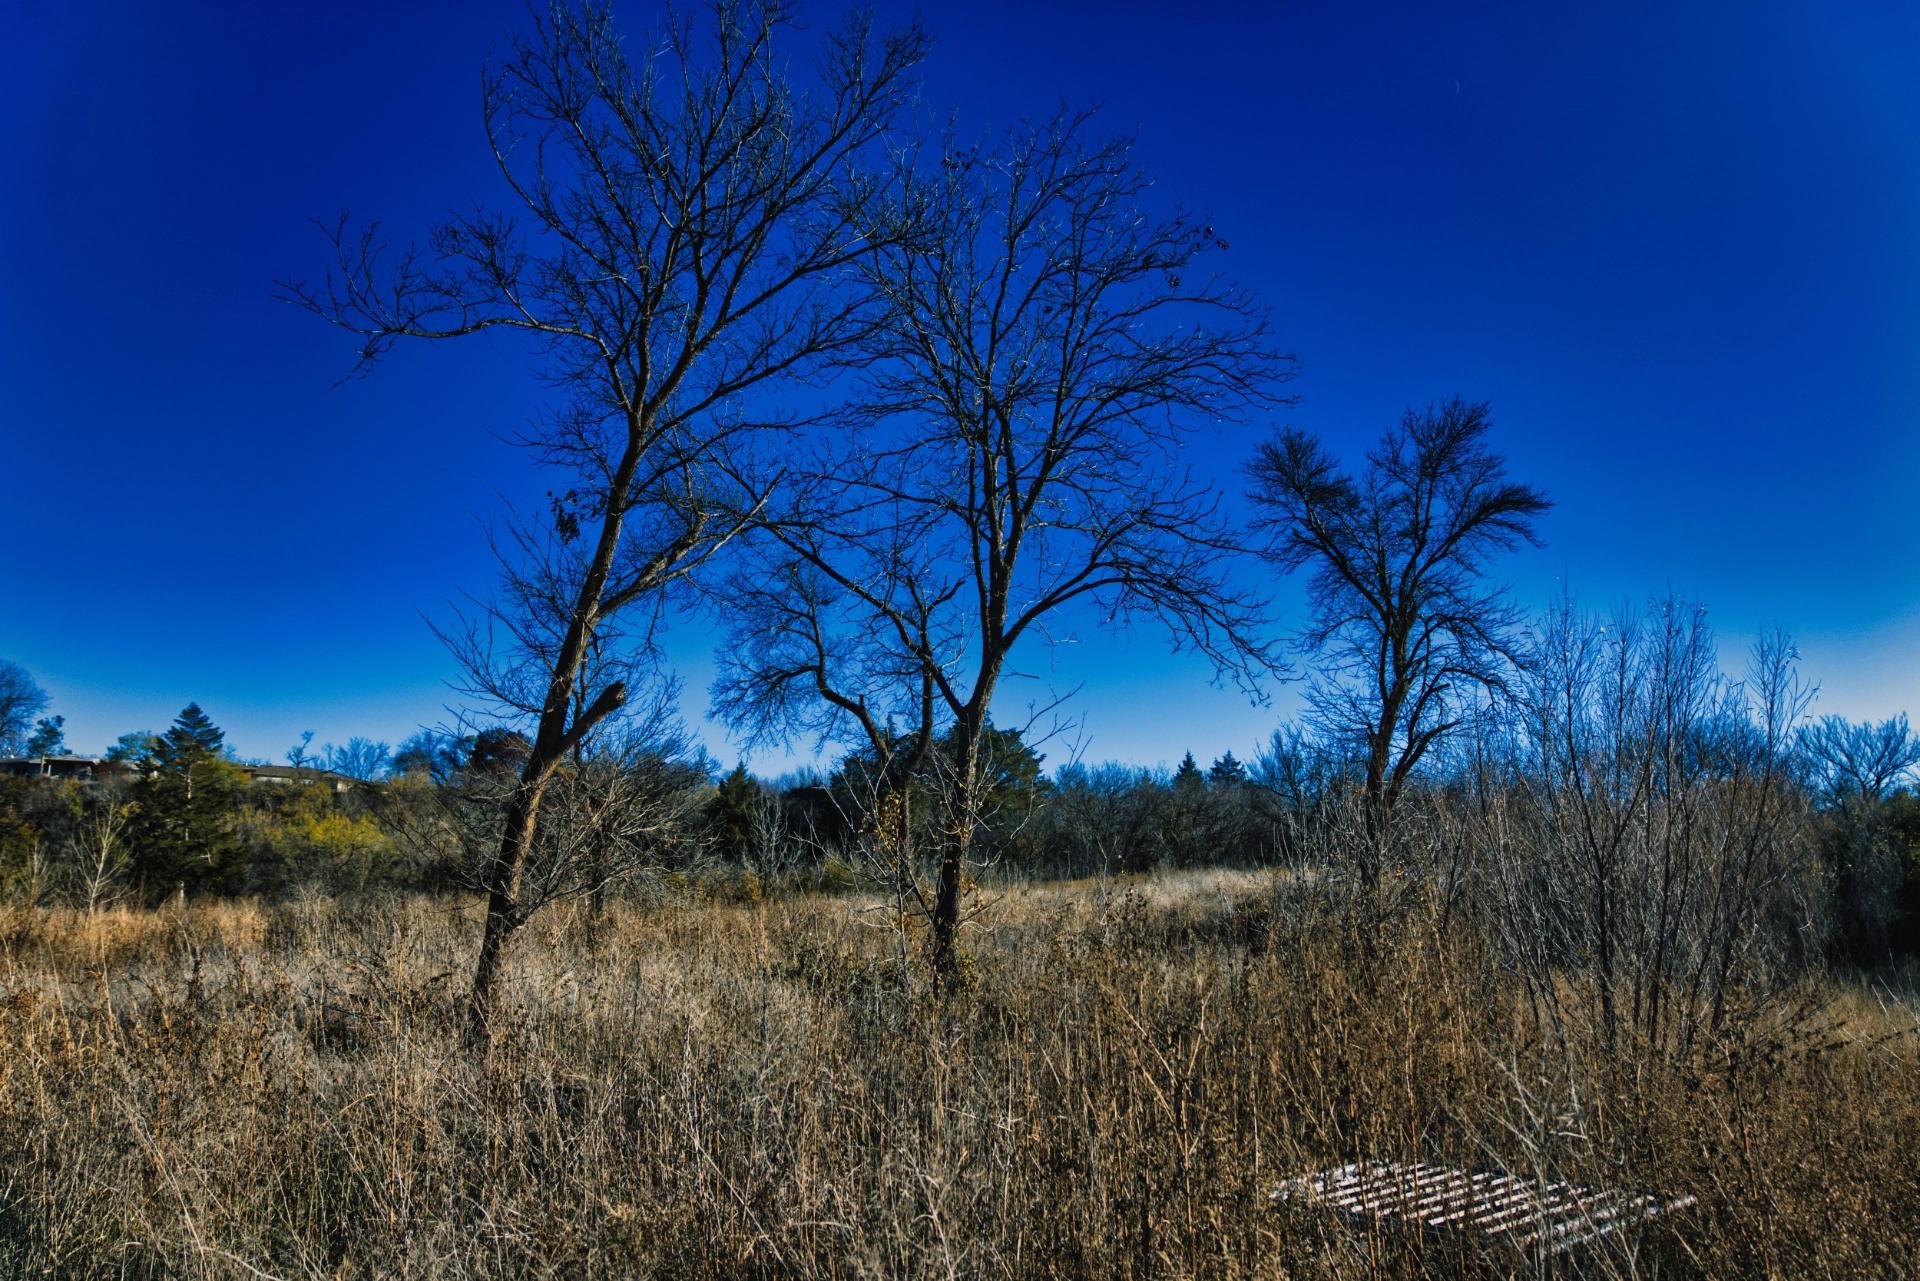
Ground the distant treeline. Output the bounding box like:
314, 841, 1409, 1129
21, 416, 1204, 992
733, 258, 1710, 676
4, 659, 1917, 971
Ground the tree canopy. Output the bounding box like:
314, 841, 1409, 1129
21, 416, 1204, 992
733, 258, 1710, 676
0, 661, 49, 755
1248, 399, 1549, 876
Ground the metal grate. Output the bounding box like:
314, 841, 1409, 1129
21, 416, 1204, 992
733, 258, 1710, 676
1274, 1161, 1696, 1256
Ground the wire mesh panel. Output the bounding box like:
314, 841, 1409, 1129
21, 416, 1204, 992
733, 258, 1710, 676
1274, 1161, 1696, 1256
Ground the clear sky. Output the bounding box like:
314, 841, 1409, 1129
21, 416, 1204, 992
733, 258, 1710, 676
3, 1, 1916, 773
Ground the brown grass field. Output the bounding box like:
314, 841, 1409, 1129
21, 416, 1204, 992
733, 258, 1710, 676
1, 873, 1915, 1279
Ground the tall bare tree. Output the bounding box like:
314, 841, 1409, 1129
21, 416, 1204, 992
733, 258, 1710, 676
1247, 399, 1549, 884
282, 0, 927, 1030
714, 112, 1292, 974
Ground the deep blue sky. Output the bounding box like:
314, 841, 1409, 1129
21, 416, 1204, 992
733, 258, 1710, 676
4, 1, 1916, 772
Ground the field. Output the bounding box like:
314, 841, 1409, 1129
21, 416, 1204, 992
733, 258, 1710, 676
1, 873, 1916, 1279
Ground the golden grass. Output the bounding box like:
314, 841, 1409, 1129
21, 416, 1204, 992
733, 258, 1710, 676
0, 880, 1914, 1279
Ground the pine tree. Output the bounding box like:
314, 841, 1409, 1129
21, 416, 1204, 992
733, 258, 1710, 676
131, 703, 245, 897
705, 763, 762, 863
24, 716, 66, 756
1208, 751, 1247, 787
153, 703, 226, 769
1167, 752, 1210, 867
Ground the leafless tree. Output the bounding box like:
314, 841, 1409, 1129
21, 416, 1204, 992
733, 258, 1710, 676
1247, 399, 1549, 885
1041, 763, 1145, 877
516, 711, 708, 916
714, 111, 1293, 975
393, 681, 705, 918
1486, 594, 1819, 1057
1794, 713, 1920, 963
281, 0, 927, 1031
0, 659, 49, 755
1799, 713, 1920, 807
1250, 725, 1355, 865
714, 551, 943, 916
322, 737, 392, 782
64, 781, 136, 913
734, 772, 805, 879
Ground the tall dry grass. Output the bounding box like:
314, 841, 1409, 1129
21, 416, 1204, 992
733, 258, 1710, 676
0, 876, 1914, 1279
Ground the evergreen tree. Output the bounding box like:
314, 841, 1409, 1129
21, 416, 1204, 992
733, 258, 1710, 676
468, 728, 532, 776
24, 716, 67, 756
705, 763, 762, 863
1166, 752, 1211, 867
960, 724, 1049, 869
154, 703, 226, 765
130, 704, 245, 897
828, 720, 1051, 867
1205, 751, 1262, 863
1208, 751, 1247, 787
966, 724, 1049, 814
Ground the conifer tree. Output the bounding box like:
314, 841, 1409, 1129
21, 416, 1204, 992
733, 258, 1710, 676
1208, 751, 1247, 787
1165, 752, 1211, 867
153, 703, 226, 766
131, 703, 245, 897
24, 716, 66, 757
705, 763, 761, 863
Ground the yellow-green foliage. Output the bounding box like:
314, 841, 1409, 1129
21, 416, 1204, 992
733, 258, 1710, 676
816, 855, 858, 895
291, 809, 389, 861
711, 867, 763, 905
236, 785, 394, 894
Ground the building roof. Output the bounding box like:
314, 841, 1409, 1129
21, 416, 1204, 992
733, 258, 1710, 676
242, 764, 362, 787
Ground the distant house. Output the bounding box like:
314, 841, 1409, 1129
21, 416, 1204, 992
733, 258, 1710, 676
0, 755, 138, 784
0, 756, 361, 792
240, 764, 361, 793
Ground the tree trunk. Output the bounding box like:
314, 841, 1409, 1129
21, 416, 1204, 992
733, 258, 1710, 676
892, 784, 914, 919
930, 843, 963, 979
930, 714, 983, 981
460, 466, 631, 1040
465, 780, 545, 1041
1359, 686, 1408, 891
1359, 772, 1388, 892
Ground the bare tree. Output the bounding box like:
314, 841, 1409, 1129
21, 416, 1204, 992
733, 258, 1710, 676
1488, 594, 1818, 1057
388, 683, 704, 917
65, 781, 136, 913
1794, 713, 1920, 963
734, 770, 804, 879
1799, 713, 1920, 806
1250, 724, 1354, 865
282, 1, 927, 1031
0, 659, 49, 755
322, 737, 392, 782
1247, 399, 1549, 884
514, 711, 708, 916
714, 112, 1292, 974
715, 553, 943, 916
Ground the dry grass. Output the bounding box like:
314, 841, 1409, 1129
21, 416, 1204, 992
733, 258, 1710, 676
0, 877, 1915, 1279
